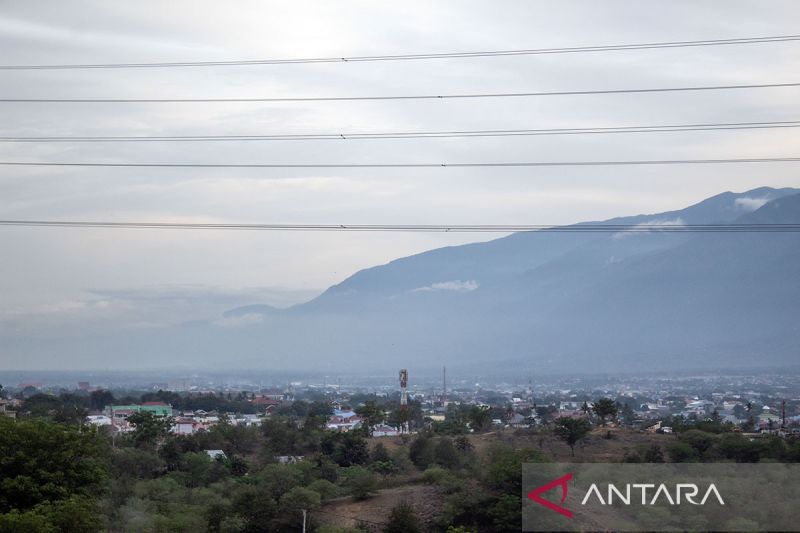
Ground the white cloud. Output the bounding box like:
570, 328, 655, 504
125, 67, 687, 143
413, 280, 478, 293
735, 197, 769, 211
612, 218, 685, 240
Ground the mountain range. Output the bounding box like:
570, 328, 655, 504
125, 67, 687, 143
214, 186, 800, 375
7, 187, 800, 375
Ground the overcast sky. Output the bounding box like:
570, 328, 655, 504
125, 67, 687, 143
1, 1, 799, 338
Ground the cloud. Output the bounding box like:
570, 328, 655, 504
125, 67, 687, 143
735, 197, 769, 211
412, 280, 478, 293
612, 218, 685, 240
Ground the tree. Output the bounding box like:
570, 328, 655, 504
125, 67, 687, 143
409, 435, 436, 470
19, 394, 61, 419
680, 429, 717, 459
231, 485, 278, 532
666, 441, 696, 462
0, 417, 107, 515
553, 417, 592, 456
619, 403, 636, 425
228, 455, 249, 476
592, 398, 618, 426
489, 494, 521, 531
370, 442, 391, 463
53, 404, 88, 425
127, 411, 172, 449
384, 500, 421, 533
342, 466, 377, 500
355, 401, 385, 436
261, 417, 301, 455
89, 389, 115, 411
435, 438, 460, 470
276, 487, 321, 529
468, 406, 492, 432
535, 405, 558, 425
321, 431, 369, 466
717, 434, 760, 463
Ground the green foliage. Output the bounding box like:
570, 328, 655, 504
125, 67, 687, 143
679, 429, 717, 459
89, 390, 115, 411
111, 447, 165, 479
421, 466, 449, 484
370, 442, 390, 463
274, 487, 320, 529
260, 417, 303, 455
230, 485, 278, 532
253, 464, 302, 501
408, 435, 436, 470
623, 444, 665, 463
307, 479, 339, 500
355, 401, 385, 436
592, 398, 619, 426
666, 441, 697, 462
435, 438, 461, 469
371, 460, 399, 478
211, 423, 260, 456
552, 417, 592, 456
321, 431, 369, 467
468, 406, 493, 433
384, 500, 421, 533
126, 411, 172, 450
176, 452, 229, 488
0, 417, 107, 513
0, 509, 57, 533
435, 484, 492, 530
341, 466, 377, 500
228, 455, 249, 476
18, 394, 62, 419
488, 494, 521, 532
484, 444, 546, 494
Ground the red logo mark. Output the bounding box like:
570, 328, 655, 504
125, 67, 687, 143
527, 472, 573, 518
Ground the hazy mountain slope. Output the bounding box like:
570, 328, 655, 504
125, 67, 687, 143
7, 188, 798, 373
211, 187, 800, 373
289, 187, 798, 310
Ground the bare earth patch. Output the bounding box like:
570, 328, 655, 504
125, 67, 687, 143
316, 483, 443, 531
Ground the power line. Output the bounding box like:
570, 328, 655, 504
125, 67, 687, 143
3, 120, 799, 142
1, 221, 798, 233
1, 157, 798, 169
1, 35, 799, 69
1, 82, 798, 103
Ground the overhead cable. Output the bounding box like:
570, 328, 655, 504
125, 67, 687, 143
1, 221, 798, 233
1, 35, 798, 69
1, 82, 798, 103
1, 157, 798, 169
2, 120, 799, 142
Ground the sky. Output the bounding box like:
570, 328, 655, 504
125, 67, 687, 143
1, 0, 799, 344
